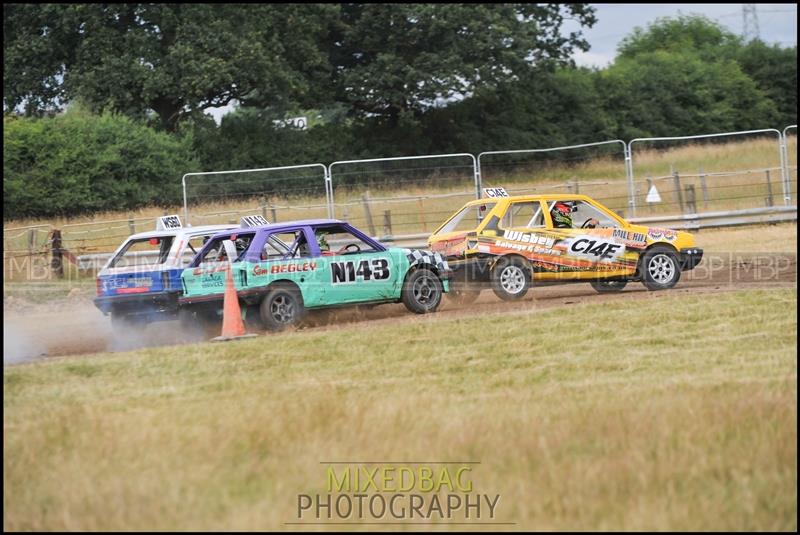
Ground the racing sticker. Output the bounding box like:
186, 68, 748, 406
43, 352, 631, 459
613, 229, 647, 249
647, 228, 677, 241
483, 187, 509, 198
331, 259, 390, 284
561, 234, 626, 262
156, 215, 182, 230
405, 249, 450, 272
254, 262, 317, 275
496, 229, 560, 255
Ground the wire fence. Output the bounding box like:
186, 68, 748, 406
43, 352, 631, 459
4, 126, 797, 282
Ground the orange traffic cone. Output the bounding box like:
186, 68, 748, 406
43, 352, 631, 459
212, 267, 257, 342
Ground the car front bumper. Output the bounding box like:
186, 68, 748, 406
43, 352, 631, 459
680, 248, 703, 271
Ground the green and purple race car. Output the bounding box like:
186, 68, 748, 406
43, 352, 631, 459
178, 219, 451, 331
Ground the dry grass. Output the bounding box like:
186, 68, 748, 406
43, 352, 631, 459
4, 288, 797, 530
694, 222, 797, 253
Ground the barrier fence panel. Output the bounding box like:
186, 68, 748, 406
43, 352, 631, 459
3, 224, 53, 282
5, 126, 798, 283
182, 164, 330, 226
628, 129, 786, 218
784, 125, 797, 204
478, 141, 631, 215
329, 154, 478, 238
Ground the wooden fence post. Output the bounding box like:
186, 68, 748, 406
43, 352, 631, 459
51, 229, 64, 279
27, 229, 36, 256
699, 167, 709, 208
383, 210, 393, 237
270, 200, 278, 223
128, 214, 136, 235
260, 196, 268, 221
672, 171, 684, 213
685, 184, 697, 215
362, 191, 376, 236
765, 169, 774, 207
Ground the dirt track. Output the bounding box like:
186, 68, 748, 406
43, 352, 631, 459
4, 255, 796, 363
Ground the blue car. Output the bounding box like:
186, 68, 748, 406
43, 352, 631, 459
93, 215, 237, 330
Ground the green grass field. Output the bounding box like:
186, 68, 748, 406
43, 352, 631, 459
4, 288, 797, 530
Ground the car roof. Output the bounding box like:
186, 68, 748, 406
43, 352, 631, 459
124, 224, 238, 241
217, 219, 347, 234
463, 194, 597, 206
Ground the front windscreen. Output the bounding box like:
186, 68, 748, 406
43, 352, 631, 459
436, 202, 497, 234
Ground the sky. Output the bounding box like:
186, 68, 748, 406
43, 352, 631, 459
206, 3, 798, 122
568, 3, 798, 68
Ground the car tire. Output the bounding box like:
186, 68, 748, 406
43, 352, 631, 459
260, 284, 305, 331
402, 268, 443, 314
589, 280, 628, 293
640, 246, 681, 291
491, 257, 531, 301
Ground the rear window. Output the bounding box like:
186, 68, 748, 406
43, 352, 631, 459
436, 202, 497, 234
109, 236, 175, 268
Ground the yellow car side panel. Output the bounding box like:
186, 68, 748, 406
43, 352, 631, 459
428, 194, 696, 280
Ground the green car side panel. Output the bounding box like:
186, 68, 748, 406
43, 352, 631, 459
181, 248, 413, 308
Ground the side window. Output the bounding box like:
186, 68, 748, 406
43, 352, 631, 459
548, 201, 620, 229
314, 225, 378, 256
501, 202, 544, 229
109, 236, 175, 268
181, 234, 215, 266
198, 233, 254, 266
261, 230, 307, 261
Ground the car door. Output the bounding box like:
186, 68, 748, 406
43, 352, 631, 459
542, 199, 637, 279
246, 227, 325, 307
311, 224, 400, 305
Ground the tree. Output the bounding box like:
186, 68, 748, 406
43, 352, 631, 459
3, 106, 198, 218
616, 14, 742, 62
327, 4, 597, 125
599, 51, 779, 139
4, 4, 337, 131
736, 40, 797, 126
5, 4, 596, 131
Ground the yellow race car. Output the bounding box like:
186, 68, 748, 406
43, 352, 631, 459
427, 191, 703, 302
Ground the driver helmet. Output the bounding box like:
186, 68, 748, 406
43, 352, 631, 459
551, 201, 573, 228
317, 232, 329, 252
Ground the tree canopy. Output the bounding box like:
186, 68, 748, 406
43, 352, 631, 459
327, 4, 597, 124
4, 4, 338, 131
4, 3, 596, 130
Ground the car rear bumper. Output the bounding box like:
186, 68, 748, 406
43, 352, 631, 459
94, 291, 181, 316
680, 248, 703, 271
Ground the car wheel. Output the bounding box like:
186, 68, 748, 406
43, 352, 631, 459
640, 246, 681, 291
402, 268, 443, 314
260, 284, 305, 331
589, 280, 628, 293
491, 257, 531, 301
